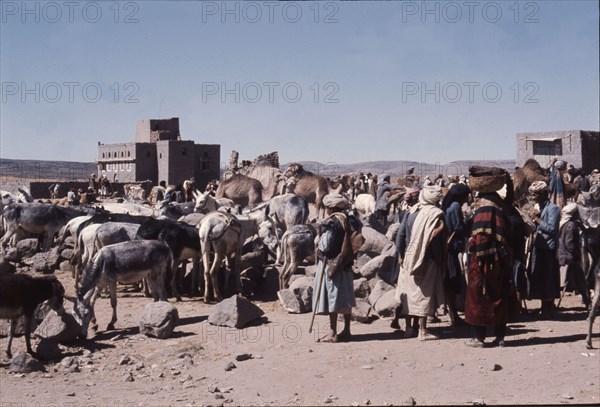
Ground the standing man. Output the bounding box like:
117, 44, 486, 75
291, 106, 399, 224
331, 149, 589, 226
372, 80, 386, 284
464, 169, 512, 347
375, 174, 392, 227
312, 210, 365, 343
528, 181, 561, 318
557, 203, 592, 309
394, 185, 446, 340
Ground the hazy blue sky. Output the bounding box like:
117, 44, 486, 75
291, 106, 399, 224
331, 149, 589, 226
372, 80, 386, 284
1, 1, 598, 165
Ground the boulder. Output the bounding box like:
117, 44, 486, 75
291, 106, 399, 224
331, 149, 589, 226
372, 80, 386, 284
22, 248, 61, 274
10, 352, 45, 373
34, 311, 81, 343
358, 227, 395, 258
368, 279, 394, 306
208, 295, 264, 328
359, 213, 387, 234
352, 298, 372, 323
139, 301, 179, 339
353, 277, 371, 299
59, 260, 74, 274
289, 276, 314, 291
304, 264, 318, 278
359, 254, 395, 280
373, 290, 398, 317
354, 254, 373, 272
386, 222, 401, 243
60, 248, 74, 261
16, 238, 39, 260
36, 339, 63, 360
277, 284, 313, 314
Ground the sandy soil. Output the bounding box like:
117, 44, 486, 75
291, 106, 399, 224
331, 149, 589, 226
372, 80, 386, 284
1, 269, 598, 407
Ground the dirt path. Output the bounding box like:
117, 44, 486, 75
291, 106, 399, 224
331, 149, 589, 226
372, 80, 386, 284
1, 270, 598, 406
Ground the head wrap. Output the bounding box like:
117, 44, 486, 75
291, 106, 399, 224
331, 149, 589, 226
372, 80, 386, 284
528, 181, 549, 194
559, 202, 578, 230
419, 185, 443, 206
378, 174, 390, 186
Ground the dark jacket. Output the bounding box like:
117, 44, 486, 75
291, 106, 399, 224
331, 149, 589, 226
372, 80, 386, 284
557, 220, 580, 266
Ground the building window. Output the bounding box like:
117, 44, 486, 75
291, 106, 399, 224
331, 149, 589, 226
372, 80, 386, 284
128, 151, 131, 157
121, 151, 124, 157
533, 140, 562, 156
159, 153, 162, 159
102, 153, 105, 158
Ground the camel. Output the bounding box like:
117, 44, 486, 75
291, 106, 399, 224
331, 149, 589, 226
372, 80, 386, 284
241, 165, 285, 201
278, 224, 318, 288
283, 163, 330, 219
514, 158, 582, 206
216, 174, 264, 210
198, 212, 244, 302
354, 193, 376, 215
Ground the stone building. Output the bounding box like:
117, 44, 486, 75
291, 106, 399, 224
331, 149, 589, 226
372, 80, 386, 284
97, 118, 220, 189
516, 130, 600, 173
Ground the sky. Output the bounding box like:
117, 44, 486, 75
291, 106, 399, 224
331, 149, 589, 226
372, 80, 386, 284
1, 0, 598, 166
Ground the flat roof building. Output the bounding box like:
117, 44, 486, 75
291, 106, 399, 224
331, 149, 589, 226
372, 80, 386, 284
97, 118, 220, 189
516, 130, 599, 173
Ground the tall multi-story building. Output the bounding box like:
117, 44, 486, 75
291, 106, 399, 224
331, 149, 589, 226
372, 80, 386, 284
97, 118, 220, 188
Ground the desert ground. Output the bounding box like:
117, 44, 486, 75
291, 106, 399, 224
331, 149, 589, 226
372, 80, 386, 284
1, 267, 598, 407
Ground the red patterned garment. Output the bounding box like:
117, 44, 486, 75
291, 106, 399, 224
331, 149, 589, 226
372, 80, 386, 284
465, 196, 512, 326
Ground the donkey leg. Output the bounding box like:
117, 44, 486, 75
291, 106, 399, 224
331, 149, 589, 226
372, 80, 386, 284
24, 315, 36, 358
171, 259, 182, 302
6, 319, 16, 358
586, 286, 600, 349
211, 252, 224, 302
106, 282, 118, 331
203, 249, 212, 302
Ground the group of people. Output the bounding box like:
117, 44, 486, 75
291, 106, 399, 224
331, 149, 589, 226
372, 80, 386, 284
311, 164, 597, 347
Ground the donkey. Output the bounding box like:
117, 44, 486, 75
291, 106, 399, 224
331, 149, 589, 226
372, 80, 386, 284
586, 262, 600, 349
0, 274, 65, 358
73, 240, 171, 338
198, 212, 244, 303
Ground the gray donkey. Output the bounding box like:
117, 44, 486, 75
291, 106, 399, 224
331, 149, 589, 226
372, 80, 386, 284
73, 240, 171, 338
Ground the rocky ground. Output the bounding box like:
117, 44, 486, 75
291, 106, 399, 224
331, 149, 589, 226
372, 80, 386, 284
1, 268, 598, 407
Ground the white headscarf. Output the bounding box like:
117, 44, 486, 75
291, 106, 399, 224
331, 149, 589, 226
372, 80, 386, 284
418, 185, 443, 206
559, 202, 578, 230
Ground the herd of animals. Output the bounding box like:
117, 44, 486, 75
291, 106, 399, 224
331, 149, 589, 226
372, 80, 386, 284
0, 158, 599, 359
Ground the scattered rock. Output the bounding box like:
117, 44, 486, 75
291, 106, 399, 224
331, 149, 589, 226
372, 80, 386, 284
361, 365, 374, 370
352, 298, 372, 323
59, 260, 74, 273
368, 280, 394, 306
373, 290, 398, 317
208, 295, 265, 328
561, 393, 574, 400
360, 254, 395, 280
404, 396, 416, 406
224, 361, 236, 371
16, 238, 39, 260
121, 372, 134, 382
289, 276, 314, 291
34, 311, 81, 343
60, 356, 75, 367
353, 277, 371, 299
135, 362, 145, 370
66, 392, 76, 397
208, 385, 220, 393
10, 352, 45, 373
68, 364, 80, 373
472, 398, 486, 405
119, 356, 131, 365
215, 394, 225, 400
139, 301, 179, 339
235, 353, 252, 362
487, 363, 502, 371
278, 288, 312, 314
358, 227, 395, 257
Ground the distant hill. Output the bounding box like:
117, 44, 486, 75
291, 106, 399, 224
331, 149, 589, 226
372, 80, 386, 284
0, 157, 515, 183
0, 158, 97, 181
288, 159, 516, 178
